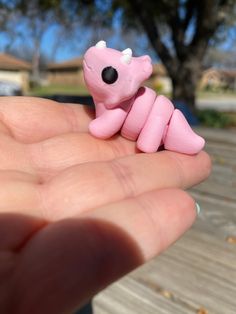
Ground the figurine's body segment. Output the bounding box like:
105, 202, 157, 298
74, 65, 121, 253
83, 41, 205, 154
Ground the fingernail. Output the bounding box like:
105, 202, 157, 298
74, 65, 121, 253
195, 202, 201, 216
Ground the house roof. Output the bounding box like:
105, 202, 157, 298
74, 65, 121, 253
0, 53, 31, 70
221, 69, 236, 78
203, 67, 236, 78
48, 57, 83, 70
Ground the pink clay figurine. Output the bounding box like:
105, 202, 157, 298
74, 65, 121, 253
83, 40, 205, 154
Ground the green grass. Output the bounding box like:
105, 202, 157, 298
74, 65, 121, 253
197, 109, 236, 128
28, 84, 236, 129
28, 84, 89, 96
29, 83, 236, 99
197, 90, 236, 99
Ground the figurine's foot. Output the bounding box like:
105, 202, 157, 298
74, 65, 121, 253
164, 109, 205, 154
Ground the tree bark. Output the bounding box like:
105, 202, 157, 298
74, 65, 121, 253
170, 59, 202, 110
31, 40, 41, 86
172, 72, 197, 110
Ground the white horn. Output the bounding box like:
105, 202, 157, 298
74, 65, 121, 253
121, 48, 132, 64
122, 48, 132, 56
95, 40, 106, 49
121, 54, 132, 64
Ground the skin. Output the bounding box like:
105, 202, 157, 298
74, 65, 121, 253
0, 97, 211, 314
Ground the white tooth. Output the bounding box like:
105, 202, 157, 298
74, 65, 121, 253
122, 48, 132, 56
121, 54, 132, 64
95, 40, 106, 49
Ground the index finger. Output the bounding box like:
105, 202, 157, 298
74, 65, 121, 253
42, 150, 211, 219
0, 96, 93, 143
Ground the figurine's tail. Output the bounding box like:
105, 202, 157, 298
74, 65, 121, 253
163, 109, 205, 155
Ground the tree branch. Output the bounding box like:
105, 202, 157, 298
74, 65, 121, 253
189, 1, 219, 58
127, 0, 175, 72
167, 1, 187, 60
183, 0, 197, 31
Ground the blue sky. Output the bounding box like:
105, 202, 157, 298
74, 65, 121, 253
0, 9, 235, 65
0, 6, 156, 63
41, 21, 151, 62
42, 25, 236, 63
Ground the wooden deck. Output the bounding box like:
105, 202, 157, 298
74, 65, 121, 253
93, 128, 236, 314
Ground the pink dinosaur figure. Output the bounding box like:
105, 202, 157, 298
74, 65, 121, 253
83, 40, 205, 154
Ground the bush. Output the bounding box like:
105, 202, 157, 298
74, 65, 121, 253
196, 109, 233, 128
153, 81, 164, 93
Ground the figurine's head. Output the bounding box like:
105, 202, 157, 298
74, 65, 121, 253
83, 40, 153, 109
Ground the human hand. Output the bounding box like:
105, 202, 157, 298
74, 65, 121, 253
0, 97, 211, 314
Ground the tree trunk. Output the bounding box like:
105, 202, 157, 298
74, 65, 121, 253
32, 41, 40, 86
170, 61, 201, 111
172, 74, 196, 110
172, 79, 195, 111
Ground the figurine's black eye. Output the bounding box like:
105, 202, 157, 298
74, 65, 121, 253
101, 66, 118, 84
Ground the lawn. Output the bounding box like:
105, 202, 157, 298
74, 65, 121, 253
29, 83, 236, 99
197, 90, 236, 99
29, 84, 89, 96
28, 84, 236, 128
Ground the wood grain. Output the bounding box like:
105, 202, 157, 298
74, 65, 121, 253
94, 127, 236, 314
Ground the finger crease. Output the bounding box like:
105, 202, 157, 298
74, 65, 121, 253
136, 195, 163, 252
168, 154, 186, 188
62, 105, 80, 133
110, 159, 137, 199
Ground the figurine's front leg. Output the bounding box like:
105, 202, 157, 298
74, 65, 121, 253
89, 108, 127, 139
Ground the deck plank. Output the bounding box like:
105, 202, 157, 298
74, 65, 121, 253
191, 191, 236, 237
95, 276, 195, 314
94, 128, 236, 314
95, 228, 236, 314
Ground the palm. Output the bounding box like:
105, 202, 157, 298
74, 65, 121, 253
0, 97, 211, 314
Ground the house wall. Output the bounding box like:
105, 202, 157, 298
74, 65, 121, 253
47, 69, 85, 86
200, 71, 222, 89
0, 70, 29, 92
0, 70, 22, 84
21, 71, 30, 92
200, 69, 236, 91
